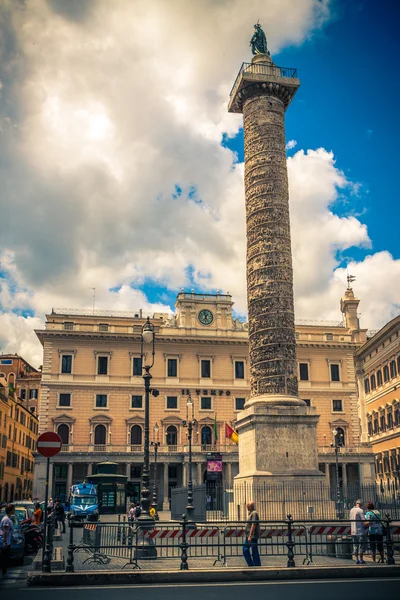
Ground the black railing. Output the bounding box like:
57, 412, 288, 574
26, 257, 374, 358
230, 62, 298, 96
59, 514, 399, 572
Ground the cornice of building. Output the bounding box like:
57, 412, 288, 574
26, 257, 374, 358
35, 329, 249, 346
355, 314, 400, 358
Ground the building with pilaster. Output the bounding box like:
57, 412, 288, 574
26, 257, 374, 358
355, 315, 400, 488
33, 288, 374, 505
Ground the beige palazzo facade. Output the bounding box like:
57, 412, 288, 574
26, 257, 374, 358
33, 289, 374, 505
355, 315, 400, 486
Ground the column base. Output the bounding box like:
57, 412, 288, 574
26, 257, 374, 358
236, 395, 323, 479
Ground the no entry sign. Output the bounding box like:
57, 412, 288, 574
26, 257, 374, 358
37, 431, 62, 458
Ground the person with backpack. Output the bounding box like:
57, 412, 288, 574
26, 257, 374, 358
134, 502, 142, 520
365, 501, 385, 563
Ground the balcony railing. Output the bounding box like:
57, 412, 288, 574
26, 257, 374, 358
230, 62, 298, 96
56, 443, 239, 454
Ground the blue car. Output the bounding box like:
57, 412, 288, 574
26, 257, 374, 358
0, 511, 25, 565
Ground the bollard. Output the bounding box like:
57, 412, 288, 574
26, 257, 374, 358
180, 514, 189, 570
117, 514, 121, 542
122, 516, 127, 545
42, 512, 54, 572
66, 521, 75, 572
286, 514, 295, 568
385, 513, 395, 565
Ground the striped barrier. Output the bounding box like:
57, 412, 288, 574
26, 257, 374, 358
145, 527, 219, 540
224, 527, 306, 538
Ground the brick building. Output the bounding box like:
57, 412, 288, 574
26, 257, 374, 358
0, 354, 41, 414
0, 375, 39, 502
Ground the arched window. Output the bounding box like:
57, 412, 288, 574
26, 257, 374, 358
94, 424, 107, 445
383, 365, 389, 382
336, 427, 345, 447
367, 415, 373, 436
57, 424, 70, 445
130, 425, 142, 445
364, 378, 370, 394
201, 425, 212, 447
370, 374, 376, 390
166, 425, 177, 446
397, 356, 400, 374
390, 360, 397, 379
8, 373, 15, 386
377, 370, 382, 386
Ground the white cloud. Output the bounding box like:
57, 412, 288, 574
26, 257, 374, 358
286, 139, 297, 150
1, 1, 399, 368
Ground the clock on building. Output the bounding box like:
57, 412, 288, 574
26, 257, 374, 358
198, 309, 214, 326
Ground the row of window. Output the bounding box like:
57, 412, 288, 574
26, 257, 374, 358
364, 357, 400, 393
58, 392, 247, 412
367, 403, 400, 435
61, 354, 248, 380
8, 405, 38, 433
57, 422, 218, 447
6, 424, 35, 449
19, 388, 38, 400
299, 362, 341, 382
375, 450, 399, 476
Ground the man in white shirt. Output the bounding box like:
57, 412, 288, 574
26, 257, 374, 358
350, 499, 366, 564
0, 504, 15, 578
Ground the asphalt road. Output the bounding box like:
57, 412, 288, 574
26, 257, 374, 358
2, 579, 400, 600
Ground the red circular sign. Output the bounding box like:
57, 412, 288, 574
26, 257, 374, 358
37, 431, 63, 458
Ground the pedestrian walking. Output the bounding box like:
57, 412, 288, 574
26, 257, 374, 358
0, 504, 15, 579
127, 504, 135, 524
243, 500, 261, 567
365, 501, 385, 563
54, 500, 66, 533
33, 502, 43, 526
349, 499, 367, 564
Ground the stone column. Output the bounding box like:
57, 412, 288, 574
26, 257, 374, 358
197, 462, 203, 485
229, 50, 321, 485
342, 463, 347, 489
162, 462, 169, 510
87, 463, 93, 477
67, 463, 73, 491
226, 463, 232, 488
183, 464, 188, 487
325, 463, 331, 485
125, 463, 130, 478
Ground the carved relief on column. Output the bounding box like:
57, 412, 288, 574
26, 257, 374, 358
243, 93, 298, 398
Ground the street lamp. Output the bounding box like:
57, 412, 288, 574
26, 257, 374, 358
182, 394, 197, 526
330, 428, 344, 518
150, 422, 161, 514
137, 316, 157, 558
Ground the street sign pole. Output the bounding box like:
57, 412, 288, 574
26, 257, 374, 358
36, 431, 62, 572
42, 456, 50, 570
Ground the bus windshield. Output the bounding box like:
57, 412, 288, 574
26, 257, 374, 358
71, 496, 97, 506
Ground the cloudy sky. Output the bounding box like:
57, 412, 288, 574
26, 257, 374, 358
1, 0, 399, 367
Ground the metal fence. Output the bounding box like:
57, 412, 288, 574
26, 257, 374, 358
182, 483, 400, 521
59, 514, 400, 572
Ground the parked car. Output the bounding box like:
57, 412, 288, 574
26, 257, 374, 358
14, 505, 34, 523
0, 511, 25, 565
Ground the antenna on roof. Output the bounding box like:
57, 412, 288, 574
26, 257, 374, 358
89, 288, 96, 314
